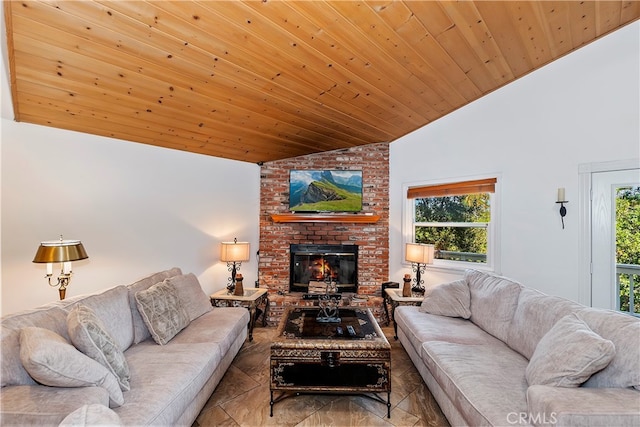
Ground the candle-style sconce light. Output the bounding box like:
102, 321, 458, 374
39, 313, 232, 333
556, 187, 568, 229
33, 235, 89, 300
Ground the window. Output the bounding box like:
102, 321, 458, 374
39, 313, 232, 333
406, 177, 499, 270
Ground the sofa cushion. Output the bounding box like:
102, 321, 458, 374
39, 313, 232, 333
422, 340, 530, 426
18, 327, 124, 407
67, 304, 131, 391
526, 313, 615, 387
135, 281, 190, 345
528, 385, 640, 427
506, 288, 585, 359
165, 273, 212, 322
1, 306, 70, 387
127, 268, 183, 344
77, 286, 134, 351
395, 306, 505, 367
466, 269, 522, 342
419, 279, 471, 319
59, 404, 123, 426
578, 308, 640, 389
169, 307, 250, 355
115, 341, 223, 425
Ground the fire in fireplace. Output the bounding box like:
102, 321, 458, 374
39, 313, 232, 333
289, 244, 358, 293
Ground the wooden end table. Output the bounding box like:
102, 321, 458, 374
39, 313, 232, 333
385, 288, 424, 340
210, 288, 268, 341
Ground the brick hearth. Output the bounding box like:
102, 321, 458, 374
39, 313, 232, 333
259, 143, 390, 325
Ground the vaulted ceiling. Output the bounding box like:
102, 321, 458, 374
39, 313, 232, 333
4, 1, 639, 163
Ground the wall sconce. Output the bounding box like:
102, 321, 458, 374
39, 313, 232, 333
405, 243, 435, 294
556, 187, 568, 229
33, 236, 89, 300
220, 238, 250, 292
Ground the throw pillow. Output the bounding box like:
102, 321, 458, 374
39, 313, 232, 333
526, 313, 615, 387
128, 268, 183, 344
59, 404, 123, 426
419, 279, 471, 319
165, 273, 212, 321
67, 304, 131, 391
19, 327, 124, 407
135, 280, 190, 345
578, 308, 640, 390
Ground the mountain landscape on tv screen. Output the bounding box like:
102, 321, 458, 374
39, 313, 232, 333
289, 170, 363, 212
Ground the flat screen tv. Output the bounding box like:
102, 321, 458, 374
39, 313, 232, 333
289, 169, 363, 213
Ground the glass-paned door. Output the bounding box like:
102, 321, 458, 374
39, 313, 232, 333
591, 169, 640, 315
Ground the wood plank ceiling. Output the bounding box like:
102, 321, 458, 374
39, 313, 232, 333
4, 1, 639, 164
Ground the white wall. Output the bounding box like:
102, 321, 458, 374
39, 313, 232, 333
1, 48, 260, 314
390, 22, 640, 303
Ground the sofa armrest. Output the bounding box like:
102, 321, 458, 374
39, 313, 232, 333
527, 384, 640, 427
0, 385, 109, 426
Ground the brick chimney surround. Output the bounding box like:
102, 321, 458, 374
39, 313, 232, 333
259, 142, 390, 326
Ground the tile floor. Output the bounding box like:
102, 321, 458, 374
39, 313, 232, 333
193, 324, 449, 427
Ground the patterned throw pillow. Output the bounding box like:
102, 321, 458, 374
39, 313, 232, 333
19, 326, 124, 407
135, 281, 190, 345
67, 304, 131, 391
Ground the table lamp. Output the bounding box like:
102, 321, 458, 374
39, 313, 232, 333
405, 242, 434, 294
220, 238, 250, 292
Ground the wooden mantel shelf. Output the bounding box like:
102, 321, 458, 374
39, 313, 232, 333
270, 213, 380, 223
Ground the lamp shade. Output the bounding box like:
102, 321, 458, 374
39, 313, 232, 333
220, 241, 250, 262
33, 240, 88, 263
405, 243, 435, 264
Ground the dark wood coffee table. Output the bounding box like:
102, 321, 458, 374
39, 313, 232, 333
270, 306, 391, 417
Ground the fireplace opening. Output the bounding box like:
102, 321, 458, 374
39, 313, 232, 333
290, 244, 358, 293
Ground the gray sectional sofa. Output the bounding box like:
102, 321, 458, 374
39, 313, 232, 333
0, 268, 250, 426
396, 269, 640, 426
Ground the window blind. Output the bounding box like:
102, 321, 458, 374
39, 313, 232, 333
407, 178, 497, 199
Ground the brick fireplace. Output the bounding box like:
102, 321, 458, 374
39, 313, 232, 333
259, 142, 390, 325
